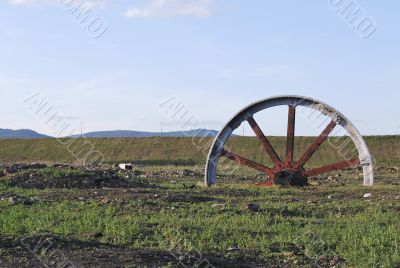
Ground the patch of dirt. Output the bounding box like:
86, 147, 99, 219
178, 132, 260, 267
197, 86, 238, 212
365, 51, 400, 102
5, 171, 146, 190
39, 188, 224, 206
144, 169, 204, 179
0, 163, 48, 175
0, 193, 38, 206
202, 188, 262, 198
0, 236, 306, 268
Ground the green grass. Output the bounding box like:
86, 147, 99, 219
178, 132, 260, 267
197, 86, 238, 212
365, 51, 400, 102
0, 136, 399, 266
0, 136, 399, 167
0, 173, 399, 267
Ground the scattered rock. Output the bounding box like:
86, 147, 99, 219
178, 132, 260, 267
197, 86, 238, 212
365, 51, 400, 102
118, 163, 133, 170
246, 203, 260, 212
0, 193, 34, 206
99, 196, 110, 204
52, 164, 75, 169
315, 219, 324, 225
8, 169, 135, 190
182, 184, 196, 190
4, 163, 47, 174
92, 232, 104, 238
211, 204, 225, 208
29, 163, 48, 169
8, 197, 17, 205
315, 256, 346, 267
132, 170, 145, 176
363, 193, 373, 199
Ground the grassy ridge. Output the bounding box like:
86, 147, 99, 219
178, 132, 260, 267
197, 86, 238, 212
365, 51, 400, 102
0, 136, 399, 167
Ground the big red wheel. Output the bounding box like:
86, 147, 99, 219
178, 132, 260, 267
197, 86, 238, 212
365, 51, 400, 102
205, 96, 374, 187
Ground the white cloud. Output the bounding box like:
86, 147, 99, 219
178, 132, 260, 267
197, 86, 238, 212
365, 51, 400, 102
125, 0, 215, 18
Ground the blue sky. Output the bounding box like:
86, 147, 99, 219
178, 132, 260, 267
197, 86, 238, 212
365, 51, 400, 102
1, 0, 399, 136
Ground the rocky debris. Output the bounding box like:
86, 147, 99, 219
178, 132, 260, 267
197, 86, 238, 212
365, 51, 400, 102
314, 256, 346, 267
118, 163, 133, 170
246, 203, 260, 212
182, 184, 196, 190
163, 193, 221, 203
0, 235, 304, 268
363, 193, 373, 199
327, 176, 339, 183
0, 193, 37, 205
52, 164, 76, 169
7, 170, 134, 190
99, 196, 110, 204
177, 169, 197, 177
2, 163, 48, 174
144, 169, 203, 179
92, 232, 104, 239
131, 170, 145, 176
211, 203, 226, 208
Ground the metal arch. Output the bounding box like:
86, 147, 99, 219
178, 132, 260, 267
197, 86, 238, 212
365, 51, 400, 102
205, 95, 374, 186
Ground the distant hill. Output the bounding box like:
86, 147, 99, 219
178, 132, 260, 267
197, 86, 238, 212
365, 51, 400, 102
71, 129, 219, 138
0, 128, 220, 139
0, 128, 50, 139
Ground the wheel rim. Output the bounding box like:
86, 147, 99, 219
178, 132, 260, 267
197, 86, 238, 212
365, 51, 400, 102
205, 95, 374, 187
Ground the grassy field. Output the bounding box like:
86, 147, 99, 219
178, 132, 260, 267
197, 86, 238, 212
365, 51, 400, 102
0, 165, 399, 267
0, 136, 399, 167
0, 137, 399, 267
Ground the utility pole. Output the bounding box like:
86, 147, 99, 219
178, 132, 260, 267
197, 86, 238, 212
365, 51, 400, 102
161, 121, 163, 137
81, 121, 83, 138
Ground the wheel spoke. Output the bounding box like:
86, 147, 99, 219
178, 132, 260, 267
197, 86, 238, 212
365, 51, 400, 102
305, 158, 360, 177
285, 106, 296, 165
247, 117, 282, 165
221, 149, 274, 176
295, 120, 337, 168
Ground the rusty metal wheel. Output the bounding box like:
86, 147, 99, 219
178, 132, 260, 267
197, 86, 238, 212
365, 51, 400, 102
205, 95, 374, 187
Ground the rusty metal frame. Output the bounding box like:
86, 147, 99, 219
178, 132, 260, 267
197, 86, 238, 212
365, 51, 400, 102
205, 95, 374, 187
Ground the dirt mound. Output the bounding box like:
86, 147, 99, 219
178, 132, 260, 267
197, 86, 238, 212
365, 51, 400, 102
6, 170, 138, 190
0, 163, 48, 174
0, 192, 38, 205
0, 235, 322, 268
